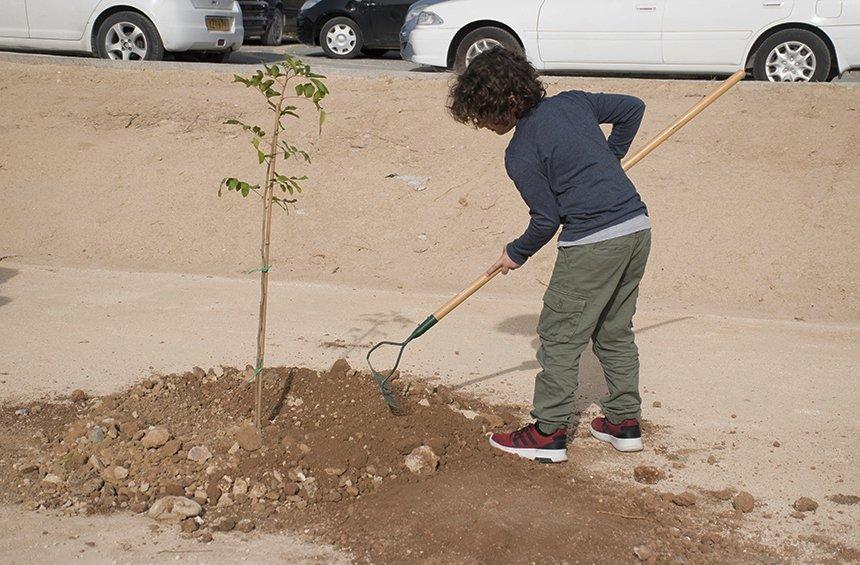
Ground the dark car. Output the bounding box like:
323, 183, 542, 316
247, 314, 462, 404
297, 0, 417, 59
239, 0, 304, 45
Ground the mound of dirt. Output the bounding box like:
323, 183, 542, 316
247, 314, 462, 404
0, 360, 776, 562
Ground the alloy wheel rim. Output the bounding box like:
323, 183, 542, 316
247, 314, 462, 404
765, 41, 816, 82
105, 22, 148, 61
326, 24, 356, 55
465, 38, 502, 67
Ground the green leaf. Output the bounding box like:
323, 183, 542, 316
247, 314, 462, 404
240, 182, 250, 197
319, 108, 326, 131
257, 150, 266, 164
265, 88, 279, 98
227, 178, 239, 190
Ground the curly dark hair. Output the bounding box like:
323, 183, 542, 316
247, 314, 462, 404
448, 47, 546, 128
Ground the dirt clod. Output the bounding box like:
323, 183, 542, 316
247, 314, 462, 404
212, 516, 237, 532
793, 497, 819, 512
733, 492, 755, 513
672, 492, 697, 507
634, 466, 664, 485
236, 519, 256, 533
827, 494, 859, 505
70, 389, 88, 403
235, 426, 262, 452
187, 445, 212, 463
140, 427, 170, 449
404, 446, 439, 476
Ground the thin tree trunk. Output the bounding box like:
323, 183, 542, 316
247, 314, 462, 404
254, 76, 288, 429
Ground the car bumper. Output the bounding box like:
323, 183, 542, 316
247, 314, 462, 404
155, 5, 244, 52
401, 26, 455, 68
296, 14, 316, 45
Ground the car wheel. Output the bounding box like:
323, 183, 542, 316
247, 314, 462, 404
96, 11, 164, 61
361, 47, 388, 57
753, 29, 831, 82
320, 17, 363, 59
262, 8, 285, 46
454, 27, 521, 72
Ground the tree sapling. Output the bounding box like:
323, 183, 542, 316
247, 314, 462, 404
219, 54, 329, 429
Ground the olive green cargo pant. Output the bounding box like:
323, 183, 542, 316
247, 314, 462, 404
531, 229, 651, 432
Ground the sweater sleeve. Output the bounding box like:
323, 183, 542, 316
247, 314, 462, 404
584, 92, 646, 160
504, 154, 562, 266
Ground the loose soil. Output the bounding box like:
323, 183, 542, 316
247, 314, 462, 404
1, 360, 785, 563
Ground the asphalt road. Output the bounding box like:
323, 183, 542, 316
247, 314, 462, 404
1, 39, 858, 82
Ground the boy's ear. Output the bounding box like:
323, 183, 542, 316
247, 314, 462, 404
507, 93, 521, 120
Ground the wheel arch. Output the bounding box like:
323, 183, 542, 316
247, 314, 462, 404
446, 20, 525, 68
745, 22, 838, 75
89, 5, 153, 54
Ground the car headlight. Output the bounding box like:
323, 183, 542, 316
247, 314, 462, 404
300, 0, 322, 12
406, 5, 424, 22
416, 11, 443, 26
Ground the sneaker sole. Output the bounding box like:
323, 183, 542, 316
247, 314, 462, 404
589, 426, 643, 452
487, 436, 568, 463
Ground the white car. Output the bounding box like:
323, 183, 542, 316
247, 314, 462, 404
0, 0, 244, 62
402, 0, 860, 81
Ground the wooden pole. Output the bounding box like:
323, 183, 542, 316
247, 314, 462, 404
622, 70, 746, 172
253, 74, 288, 429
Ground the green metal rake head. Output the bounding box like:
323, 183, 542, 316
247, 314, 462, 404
366, 315, 437, 414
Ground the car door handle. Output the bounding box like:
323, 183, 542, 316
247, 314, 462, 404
636, 5, 657, 11
762, 1, 783, 6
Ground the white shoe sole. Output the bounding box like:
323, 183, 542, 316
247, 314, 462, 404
488, 436, 568, 463
589, 426, 643, 452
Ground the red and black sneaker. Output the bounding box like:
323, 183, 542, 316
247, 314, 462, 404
488, 423, 568, 463
589, 417, 643, 452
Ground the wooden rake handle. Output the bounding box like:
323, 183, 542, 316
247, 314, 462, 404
433, 69, 746, 324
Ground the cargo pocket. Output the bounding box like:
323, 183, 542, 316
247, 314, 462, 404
537, 287, 587, 343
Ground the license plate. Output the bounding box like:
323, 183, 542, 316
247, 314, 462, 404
205, 17, 230, 32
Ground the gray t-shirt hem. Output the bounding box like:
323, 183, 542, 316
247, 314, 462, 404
558, 214, 651, 247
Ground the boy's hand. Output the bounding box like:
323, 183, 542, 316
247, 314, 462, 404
487, 248, 521, 276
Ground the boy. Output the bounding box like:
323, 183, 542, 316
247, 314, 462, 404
449, 49, 650, 463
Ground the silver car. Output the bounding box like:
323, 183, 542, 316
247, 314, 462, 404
0, 0, 244, 62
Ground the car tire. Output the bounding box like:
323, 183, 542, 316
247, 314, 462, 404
262, 8, 285, 46
752, 29, 831, 82
95, 11, 164, 61
454, 27, 521, 72
361, 47, 388, 57
320, 17, 363, 59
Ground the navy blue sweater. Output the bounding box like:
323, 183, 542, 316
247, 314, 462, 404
504, 90, 648, 265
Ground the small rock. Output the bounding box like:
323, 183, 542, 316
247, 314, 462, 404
324, 491, 342, 503
141, 427, 171, 449
88, 455, 103, 472
249, 483, 267, 499
236, 519, 255, 533
733, 492, 755, 513
180, 519, 199, 533
212, 517, 236, 532
633, 545, 656, 562
772, 441, 781, 448
707, 455, 717, 465
198, 532, 213, 543
652, 401, 662, 408
87, 427, 106, 444
105, 465, 129, 481
324, 467, 346, 477
206, 485, 222, 505
793, 497, 818, 512
235, 426, 262, 452
147, 496, 202, 523
297, 443, 311, 456
671, 492, 697, 507
162, 482, 185, 496
15, 408, 29, 417
709, 488, 734, 501
187, 446, 212, 463
404, 446, 439, 476
633, 466, 664, 485
70, 389, 88, 403
283, 482, 300, 496
417, 399, 430, 407
228, 442, 240, 455
42, 474, 63, 485
233, 478, 249, 495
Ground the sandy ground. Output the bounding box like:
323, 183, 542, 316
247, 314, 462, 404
0, 505, 346, 563
0, 58, 858, 561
